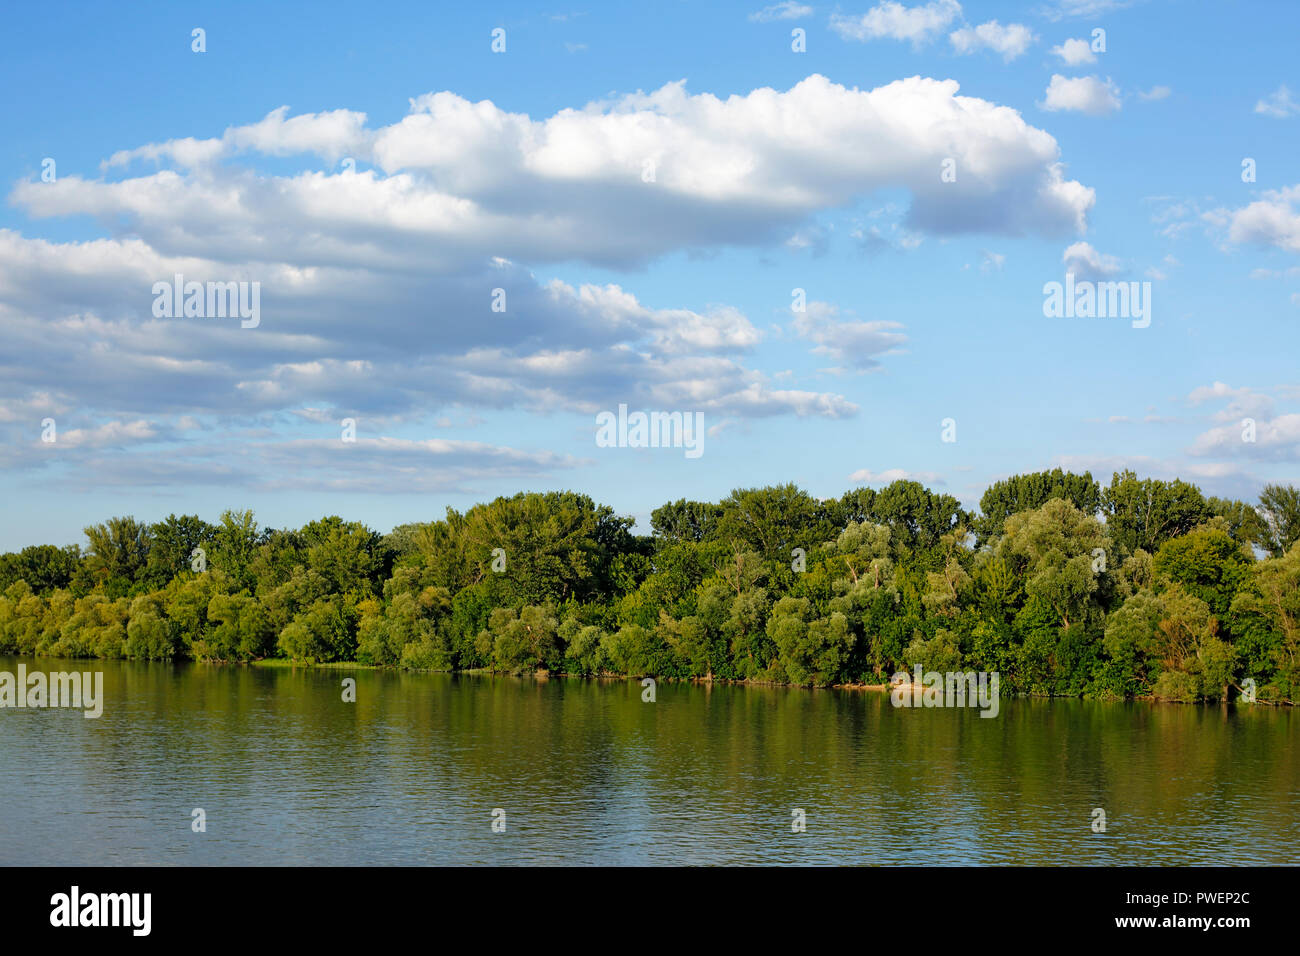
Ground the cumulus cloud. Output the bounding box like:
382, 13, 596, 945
1255, 85, 1299, 119
103, 106, 370, 170
1187, 382, 1275, 423
1217, 185, 1300, 253
1191, 415, 1300, 462
1138, 85, 1171, 102
950, 21, 1035, 60
1187, 383, 1300, 463
830, 0, 962, 45
19, 76, 1094, 275
791, 301, 908, 371
1062, 240, 1123, 279
1050, 38, 1095, 65
1040, 75, 1121, 115
1, 74, 1095, 491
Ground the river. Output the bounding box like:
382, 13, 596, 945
1, 657, 1295, 865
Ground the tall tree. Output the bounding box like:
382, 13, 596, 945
650, 499, 723, 545
0, 544, 80, 594
977, 469, 1101, 544
1258, 483, 1300, 557
871, 479, 966, 553
1102, 470, 1211, 555
82, 517, 151, 588
143, 514, 217, 589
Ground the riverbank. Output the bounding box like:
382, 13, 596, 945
7, 652, 1293, 704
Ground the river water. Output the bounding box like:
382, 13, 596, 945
1, 657, 1295, 865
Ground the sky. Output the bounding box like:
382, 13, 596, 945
1, 0, 1298, 551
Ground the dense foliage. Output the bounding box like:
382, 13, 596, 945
2, 472, 1298, 703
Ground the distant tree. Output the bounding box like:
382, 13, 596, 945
1102, 470, 1211, 555
210, 509, 261, 589
870, 479, 966, 553
82, 517, 151, 590
994, 498, 1105, 630
143, 514, 216, 589
711, 484, 829, 561
766, 596, 854, 686
1231, 544, 1300, 701
1206, 497, 1270, 550
0, 544, 80, 594
977, 469, 1101, 544
1154, 524, 1252, 624
650, 498, 724, 545
2, 475, 1295, 703
454, 491, 633, 606
1258, 484, 1300, 557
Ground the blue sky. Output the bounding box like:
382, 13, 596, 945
1, 0, 1298, 550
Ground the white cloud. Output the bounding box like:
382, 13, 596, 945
16, 433, 591, 494
34, 419, 161, 451
750, 1, 813, 21
792, 301, 907, 371
849, 467, 944, 485
1040, 74, 1121, 115
1191, 415, 1300, 462
1041, 0, 1137, 21
0, 74, 1099, 490
1187, 382, 1275, 423
1062, 240, 1123, 279
1219, 185, 1300, 253
830, 0, 962, 45
103, 106, 370, 170
20, 76, 1097, 278
1250, 266, 1300, 279
1255, 85, 1299, 119
1138, 85, 1171, 102
949, 21, 1035, 61
1049, 38, 1095, 65
21, 76, 1095, 277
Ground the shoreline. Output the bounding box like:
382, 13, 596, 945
3, 653, 1292, 705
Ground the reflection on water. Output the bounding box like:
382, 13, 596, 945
1, 657, 1296, 865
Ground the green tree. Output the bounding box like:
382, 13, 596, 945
1258, 484, 1300, 557
977, 468, 1101, 544
1231, 544, 1300, 701
871, 479, 967, 553
0, 544, 80, 594
1102, 470, 1211, 555
82, 516, 151, 591
143, 514, 216, 589
766, 596, 854, 685
650, 499, 723, 545
995, 498, 1105, 630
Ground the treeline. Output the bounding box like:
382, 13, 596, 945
1, 470, 1298, 703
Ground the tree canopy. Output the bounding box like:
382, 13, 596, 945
1, 477, 1296, 704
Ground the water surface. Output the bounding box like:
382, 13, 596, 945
1, 657, 1295, 865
